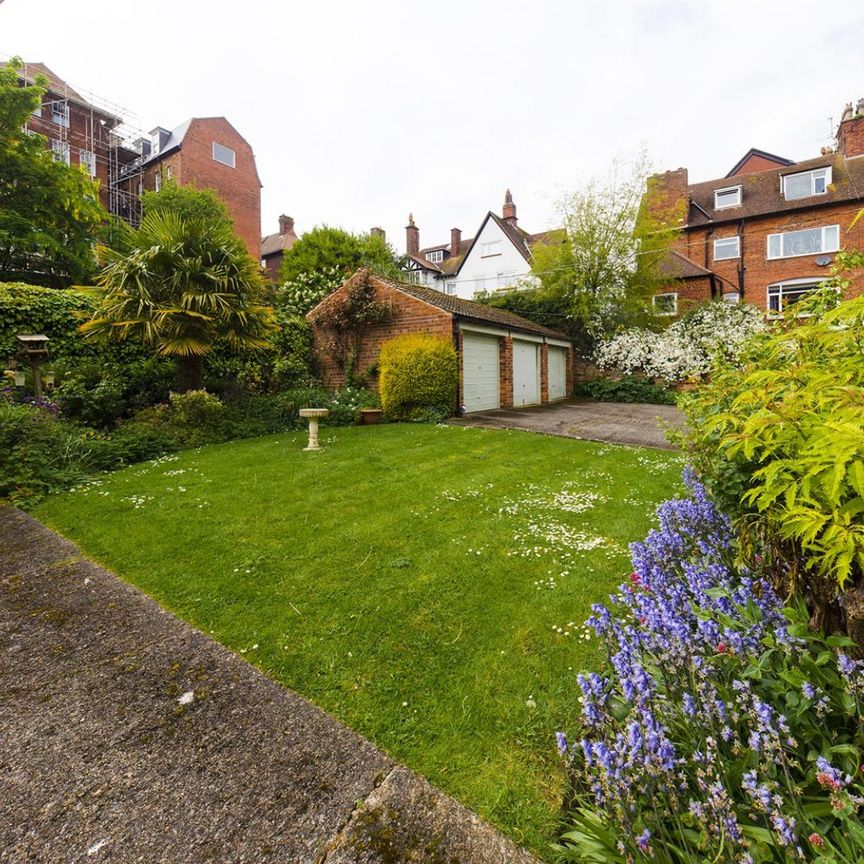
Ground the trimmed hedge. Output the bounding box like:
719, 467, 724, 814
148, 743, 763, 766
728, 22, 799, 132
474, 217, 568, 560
378, 333, 458, 421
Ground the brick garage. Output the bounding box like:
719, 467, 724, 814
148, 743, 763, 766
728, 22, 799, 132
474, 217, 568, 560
307, 271, 574, 414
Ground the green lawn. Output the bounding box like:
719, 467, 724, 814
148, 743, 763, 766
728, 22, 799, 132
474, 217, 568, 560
34, 424, 682, 855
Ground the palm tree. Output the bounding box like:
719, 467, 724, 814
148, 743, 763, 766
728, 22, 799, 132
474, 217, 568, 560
82, 212, 276, 391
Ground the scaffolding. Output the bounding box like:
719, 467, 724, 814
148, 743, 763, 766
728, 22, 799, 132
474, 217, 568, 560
14, 56, 148, 226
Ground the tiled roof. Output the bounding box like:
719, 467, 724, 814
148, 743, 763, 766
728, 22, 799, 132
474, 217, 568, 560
686, 152, 864, 225
261, 230, 297, 257
725, 147, 794, 178
372, 274, 569, 339
19, 61, 121, 123
659, 249, 713, 280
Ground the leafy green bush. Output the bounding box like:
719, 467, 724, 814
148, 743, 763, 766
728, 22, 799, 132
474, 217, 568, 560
378, 333, 457, 421
574, 375, 677, 405
679, 290, 864, 640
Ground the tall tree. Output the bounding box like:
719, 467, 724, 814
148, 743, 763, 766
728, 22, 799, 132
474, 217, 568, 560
81, 212, 276, 391
0, 57, 106, 286
141, 182, 231, 224
277, 225, 405, 314
529, 152, 683, 353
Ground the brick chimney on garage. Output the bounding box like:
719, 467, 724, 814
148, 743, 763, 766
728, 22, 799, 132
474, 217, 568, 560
450, 227, 461, 257
370, 226, 386, 242
406, 213, 419, 256
502, 189, 517, 226
278, 214, 295, 236
837, 98, 864, 157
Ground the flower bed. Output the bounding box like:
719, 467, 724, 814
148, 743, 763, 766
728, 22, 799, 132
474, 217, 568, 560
557, 472, 864, 863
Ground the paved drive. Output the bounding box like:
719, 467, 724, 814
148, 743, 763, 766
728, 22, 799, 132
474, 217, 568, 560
0, 506, 537, 864
450, 400, 684, 450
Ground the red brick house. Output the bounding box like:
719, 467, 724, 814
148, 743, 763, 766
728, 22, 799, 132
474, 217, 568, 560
19, 62, 124, 214
307, 271, 574, 413
261, 215, 298, 283
113, 117, 262, 259
650, 101, 864, 315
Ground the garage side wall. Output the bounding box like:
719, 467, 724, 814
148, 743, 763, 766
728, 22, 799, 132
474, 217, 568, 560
310, 283, 454, 390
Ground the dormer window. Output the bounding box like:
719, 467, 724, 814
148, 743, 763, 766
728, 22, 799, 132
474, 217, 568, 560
714, 186, 742, 209
782, 167, 830, 201
426, 249, 444, 263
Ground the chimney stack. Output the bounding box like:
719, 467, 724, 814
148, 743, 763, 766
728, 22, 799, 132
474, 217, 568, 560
837, 98, 864, 158
502, 189, 517, 226
370, 226, 386, 243
278, 214, 295, 236
450, 227, 461, 257
406, 213, 419, 256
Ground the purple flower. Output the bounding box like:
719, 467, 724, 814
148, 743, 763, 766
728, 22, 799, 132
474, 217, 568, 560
556, 731, 568, 754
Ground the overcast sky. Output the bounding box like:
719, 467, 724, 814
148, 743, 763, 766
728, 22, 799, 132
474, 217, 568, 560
3, 0, 864, 252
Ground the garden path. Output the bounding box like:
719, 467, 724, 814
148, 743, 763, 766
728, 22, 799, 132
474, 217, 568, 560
450, 400, 684, 450
0, 506, 538, 864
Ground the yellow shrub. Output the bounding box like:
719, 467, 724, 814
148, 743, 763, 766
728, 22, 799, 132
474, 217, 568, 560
378, 333, 458, 421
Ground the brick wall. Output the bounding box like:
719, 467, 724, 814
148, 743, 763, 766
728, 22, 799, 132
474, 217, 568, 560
499, 337, 513, 408
172, 119, 261, 260
310, 280, 455, 390
262, 252, 282, 284
540, 343, 549, 403
663, 202, 864, 311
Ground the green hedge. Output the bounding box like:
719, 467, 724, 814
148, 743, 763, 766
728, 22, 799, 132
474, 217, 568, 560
378, 333, 457, 421
573, 374, 677, 405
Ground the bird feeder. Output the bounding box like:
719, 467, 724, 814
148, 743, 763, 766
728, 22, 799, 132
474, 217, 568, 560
15, 334, 50, 399
299, 408, 329, 451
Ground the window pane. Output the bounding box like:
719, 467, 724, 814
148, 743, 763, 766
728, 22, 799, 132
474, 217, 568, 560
714, 237, 739, 260
784, 174, 811, 200
783, 228, 821, 256
814, 174, 827, 194
768, 235, 781, 258
824, 225, 839, 251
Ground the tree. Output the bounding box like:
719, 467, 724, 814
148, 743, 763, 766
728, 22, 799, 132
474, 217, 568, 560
81, 212, 276, 392
141, 182, 231, 224
0, 57, 107, 286
277, 225, 404, 314
529, 152, 683, 354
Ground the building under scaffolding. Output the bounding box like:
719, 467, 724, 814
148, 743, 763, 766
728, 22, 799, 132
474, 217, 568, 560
17, 60, 147, 226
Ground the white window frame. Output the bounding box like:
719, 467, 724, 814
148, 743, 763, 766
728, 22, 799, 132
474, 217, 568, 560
31, 101, 42, 119
480, 240, 502, 257
714, 186, 742, 209
474, 274, 487, 293
79, 149, 96, 177
443, 280, 456, 295
722, 291, 740, 304
166, 165, 174, 181
51, 100, 69, 128
426, 249, 444, 263
51, 139, 70, 164
496, 271, 517, 289
766, 225, 839, 260
212, 142, 236, 168
713, 236, 740, 260
154, 170, 162, 192
652, 292, 678, 316
781, 167, 831, 201
766, 278, 827, 317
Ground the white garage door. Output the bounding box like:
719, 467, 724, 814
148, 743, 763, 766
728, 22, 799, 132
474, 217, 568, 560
513, 339, 540, 407
548, 346, 567, 401
462, 332, 500, 412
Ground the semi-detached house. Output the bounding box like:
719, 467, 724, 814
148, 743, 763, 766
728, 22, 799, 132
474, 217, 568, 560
651, 99, 864, 315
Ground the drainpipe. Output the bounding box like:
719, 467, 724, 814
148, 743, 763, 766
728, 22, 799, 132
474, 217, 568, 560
704, 225, 715, 299
737, 218, 745, 300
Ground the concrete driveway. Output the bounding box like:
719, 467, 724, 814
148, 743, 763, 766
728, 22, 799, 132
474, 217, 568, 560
450, 400, 685, 450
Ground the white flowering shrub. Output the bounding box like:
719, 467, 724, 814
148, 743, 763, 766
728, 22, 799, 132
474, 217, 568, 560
595, 302, 766, 382
274, 267, 345, 315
